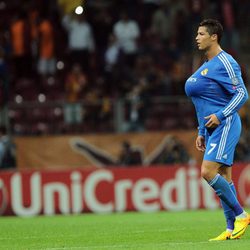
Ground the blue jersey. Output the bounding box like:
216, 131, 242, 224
185, 50, 248, 137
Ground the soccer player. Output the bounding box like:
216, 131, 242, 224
185, 19, 250, 241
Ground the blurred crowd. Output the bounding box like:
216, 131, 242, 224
0, 126, 16, 170
0, 0, 249, 105
117, 136, 191, 167
0, 0, 248, 132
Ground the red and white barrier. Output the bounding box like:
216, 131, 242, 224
0, 164, 249, 216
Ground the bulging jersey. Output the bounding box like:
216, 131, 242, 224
185, 50, 248, 136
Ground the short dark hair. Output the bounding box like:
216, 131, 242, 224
199, 19, 223, 42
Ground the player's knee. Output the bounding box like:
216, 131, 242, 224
201, 167, 217, 181
201, 168, 210, 180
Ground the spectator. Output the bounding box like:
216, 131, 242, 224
63, 64, 87, 125
10, 12, 32, 81
0, 126, 16, 170
162, 136, 190, 164
172, 9, 192, 52
104, 34, 120, 74
91, 8, 114, 72
150, 0, 173, 43
141, 0, 161, 31
28, 7, 39, 60
124, 79, 150, 132
103, 33, 121, 95
118, 141, 143, 166
99, 95, 113, 128
62, 12, 95, 72
37, 14, 56, 78
83, 88, 103, 130
113, 10, 140, 67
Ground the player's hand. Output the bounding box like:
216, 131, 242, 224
204, 114, 220, 128
196, 135, 206, 152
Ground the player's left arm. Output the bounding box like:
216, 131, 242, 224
214, 62, 249, 122
204, 114, 220, 128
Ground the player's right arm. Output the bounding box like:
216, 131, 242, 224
196, 108, 206, 151
196, 135, 206, 152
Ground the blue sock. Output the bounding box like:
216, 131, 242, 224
220, 182, 236, 230
208, 174, 243, 216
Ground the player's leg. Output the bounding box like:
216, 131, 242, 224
209, 166, 237, 240
204, 115, 249, 240
201, 160, 248, 240
218, 166, 236, 233
201, 160, 244, 217
207, 162, 234, 241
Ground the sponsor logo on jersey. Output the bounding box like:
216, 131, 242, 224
201, 68, 208, 76
188, 77, 197, 82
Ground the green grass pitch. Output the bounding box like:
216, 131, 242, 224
0, 209, 249, 250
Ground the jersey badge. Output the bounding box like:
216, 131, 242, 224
201, 68, 208, 76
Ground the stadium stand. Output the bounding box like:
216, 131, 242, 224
0, 0, 249, 136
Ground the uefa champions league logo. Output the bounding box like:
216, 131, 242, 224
231, 76, 239, 85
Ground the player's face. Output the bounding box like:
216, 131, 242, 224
195, 26, 213, 51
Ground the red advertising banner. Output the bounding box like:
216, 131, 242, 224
0, 164, 249, 216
